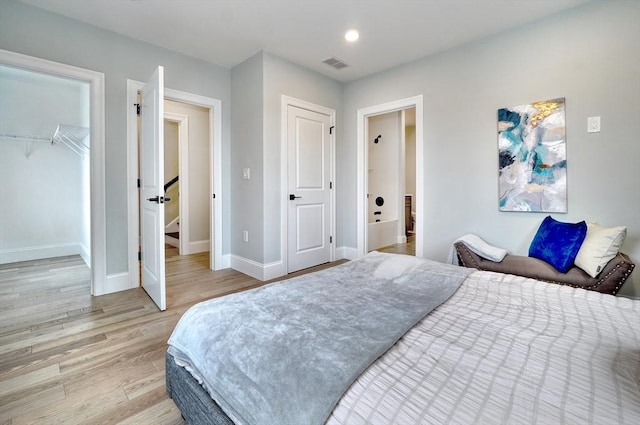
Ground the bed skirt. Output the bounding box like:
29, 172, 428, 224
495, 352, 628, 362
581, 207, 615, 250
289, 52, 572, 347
166, 353, 234, 425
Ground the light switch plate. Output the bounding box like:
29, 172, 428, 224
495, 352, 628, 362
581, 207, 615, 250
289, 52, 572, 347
242, 167, 250, 179
587, 116, 601, 133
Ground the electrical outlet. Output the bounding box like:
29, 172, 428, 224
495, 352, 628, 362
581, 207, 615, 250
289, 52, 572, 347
587, 116, 601, 133
243, 230, 249, 242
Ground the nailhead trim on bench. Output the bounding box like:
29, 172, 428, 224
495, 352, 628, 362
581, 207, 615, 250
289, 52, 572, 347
454, 243, 635, 296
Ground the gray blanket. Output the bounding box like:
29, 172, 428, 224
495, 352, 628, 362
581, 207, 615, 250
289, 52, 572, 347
167, 251, 472, 425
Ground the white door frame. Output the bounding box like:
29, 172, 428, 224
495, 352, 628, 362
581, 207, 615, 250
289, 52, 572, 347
127, 79, 223, 289
357, 95, 424, 258
0, 49, 107, 295
280, 95, 336, 275
163, 112, 189, 255
398, 110, 408, 244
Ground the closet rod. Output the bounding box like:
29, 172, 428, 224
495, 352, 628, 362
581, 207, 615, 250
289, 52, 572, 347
0, 133, 51, 143
0, 133, 52, 159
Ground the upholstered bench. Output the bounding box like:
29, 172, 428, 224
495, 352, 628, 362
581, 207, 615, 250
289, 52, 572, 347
454, 242, 635, 295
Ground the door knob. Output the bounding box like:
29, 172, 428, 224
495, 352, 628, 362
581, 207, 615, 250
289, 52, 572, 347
289, 194, 302, 200
147, 196, 171, 204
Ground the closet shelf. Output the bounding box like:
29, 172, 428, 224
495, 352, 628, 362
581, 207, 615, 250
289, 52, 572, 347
0, 124, 89, 158
51, 124, 89, 157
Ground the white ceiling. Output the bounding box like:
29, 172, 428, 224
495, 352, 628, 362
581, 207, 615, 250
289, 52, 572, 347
21, 0, 590, 83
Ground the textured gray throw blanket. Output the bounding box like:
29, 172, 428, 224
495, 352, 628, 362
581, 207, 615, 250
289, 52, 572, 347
167, 251, 472, 425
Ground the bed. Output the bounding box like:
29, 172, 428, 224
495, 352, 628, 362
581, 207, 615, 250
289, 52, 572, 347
166, 251, 640, 425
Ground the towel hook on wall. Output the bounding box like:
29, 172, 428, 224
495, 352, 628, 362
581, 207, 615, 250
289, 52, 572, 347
374, 135, 382, 144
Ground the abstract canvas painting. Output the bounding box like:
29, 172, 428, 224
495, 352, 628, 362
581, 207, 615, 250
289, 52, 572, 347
498, 98, 566, 212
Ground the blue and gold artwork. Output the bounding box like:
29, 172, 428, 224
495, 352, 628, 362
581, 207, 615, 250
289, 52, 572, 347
498, 98, 566, 212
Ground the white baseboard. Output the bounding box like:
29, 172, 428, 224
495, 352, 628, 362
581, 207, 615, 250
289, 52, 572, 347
0, 243, 82, 264
79, 243, 90, 267
230, 255, 284, 281
230, 251, 364, 281
263, 260, 285, 281
221, 253, 231, 269
337, 246, 359, 260
185, 240, 210, 255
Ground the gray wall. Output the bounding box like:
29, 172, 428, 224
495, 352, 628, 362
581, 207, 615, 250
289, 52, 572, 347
339, 1, 640, 297
262, 52, 342, 263
230, 52, 265, 262
230, 52, 342, 265
0, 0, 231, 275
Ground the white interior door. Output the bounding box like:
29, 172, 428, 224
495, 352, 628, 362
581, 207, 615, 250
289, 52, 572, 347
287, 105, 332, 273
140, 66, 166, 311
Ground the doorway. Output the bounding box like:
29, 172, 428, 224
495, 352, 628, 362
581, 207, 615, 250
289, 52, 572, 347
366, 107, 416, 255
163, 100, 212, 257
163, 117, 182, 252
0, 49, 106, 295
0, 64, 90, 265
357, 95, 424, 258
126, 77, 223, 307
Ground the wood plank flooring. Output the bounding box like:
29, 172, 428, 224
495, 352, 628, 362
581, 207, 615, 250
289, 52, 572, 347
376, 234, 415, 256
0, 250, 346, 424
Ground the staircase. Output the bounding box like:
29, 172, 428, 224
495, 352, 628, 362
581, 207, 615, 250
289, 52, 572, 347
165, 216, 179, 248
164, 175, 179, 248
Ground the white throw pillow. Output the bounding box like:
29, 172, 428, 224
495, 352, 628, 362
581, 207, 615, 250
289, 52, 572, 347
574, 223, 626, 278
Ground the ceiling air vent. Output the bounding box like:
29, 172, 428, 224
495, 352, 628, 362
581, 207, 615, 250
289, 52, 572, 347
322, 57, 348, 70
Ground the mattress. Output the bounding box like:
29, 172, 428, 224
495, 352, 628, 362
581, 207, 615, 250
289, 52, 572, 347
167, 267, 640, 425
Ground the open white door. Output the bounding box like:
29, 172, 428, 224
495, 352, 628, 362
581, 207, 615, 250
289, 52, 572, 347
287, 105, 332, 273
140, 66, 166, 311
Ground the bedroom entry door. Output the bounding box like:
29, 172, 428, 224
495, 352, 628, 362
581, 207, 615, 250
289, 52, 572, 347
287, 104, 333, 273
140, 66, 166, 311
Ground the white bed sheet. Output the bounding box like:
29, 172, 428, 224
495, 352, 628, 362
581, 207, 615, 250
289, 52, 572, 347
327, 270, 640, 425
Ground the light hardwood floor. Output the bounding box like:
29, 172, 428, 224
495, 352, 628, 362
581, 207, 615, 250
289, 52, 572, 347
375, 234, 415, 256
0, 249, 346, 424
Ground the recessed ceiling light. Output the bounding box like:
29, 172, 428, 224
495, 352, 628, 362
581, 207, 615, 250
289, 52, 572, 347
345, 30, 360, 42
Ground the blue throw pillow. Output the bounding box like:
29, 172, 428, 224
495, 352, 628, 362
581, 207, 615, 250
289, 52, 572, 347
529, 216, 587, 273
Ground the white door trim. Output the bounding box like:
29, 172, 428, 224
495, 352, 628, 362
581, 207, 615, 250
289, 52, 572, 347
398, 110, 408, 244
127, 79, 223, 290
0, 49, 107, 295
164, 112, 189, 255
280, 95, 336, 275
357, 95, 424, 258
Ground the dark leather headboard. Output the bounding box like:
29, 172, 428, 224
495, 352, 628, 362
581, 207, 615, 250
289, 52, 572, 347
454, 242, 635, 295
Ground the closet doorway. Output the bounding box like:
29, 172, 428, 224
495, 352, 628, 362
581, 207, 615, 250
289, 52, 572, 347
357, 96, 424, 259
0, 50, 106, 295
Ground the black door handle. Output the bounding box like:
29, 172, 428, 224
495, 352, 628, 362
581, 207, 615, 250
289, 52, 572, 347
289, 194, 302, 200
147, 196, 171, 204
